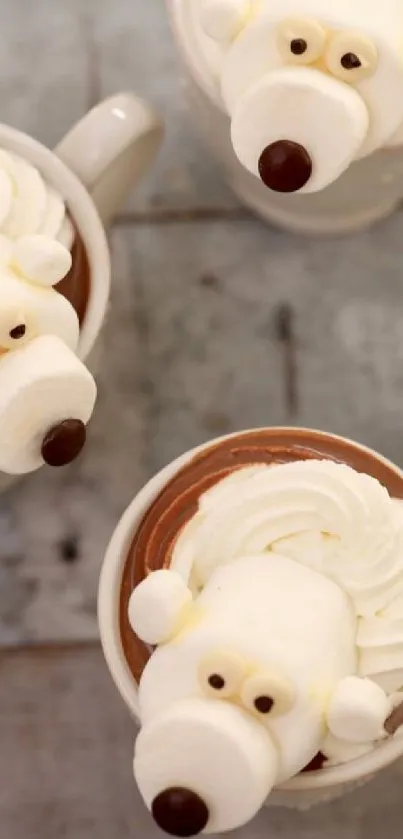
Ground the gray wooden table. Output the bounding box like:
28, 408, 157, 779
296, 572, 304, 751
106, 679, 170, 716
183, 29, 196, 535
2, 1, 403, 837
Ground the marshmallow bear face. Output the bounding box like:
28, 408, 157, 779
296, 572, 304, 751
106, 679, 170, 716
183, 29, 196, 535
129, 555, 358, 834
197, 0, 403, 192
0, 234, 97, 475
0, 236, 79, 354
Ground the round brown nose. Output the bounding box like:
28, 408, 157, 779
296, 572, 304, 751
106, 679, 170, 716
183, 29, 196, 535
152, 787, 209, 837
258, 140, 312, 192
41, 419, 86, 467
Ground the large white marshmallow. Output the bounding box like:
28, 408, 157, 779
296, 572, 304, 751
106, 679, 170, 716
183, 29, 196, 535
230, 67, 369, 194
183, 0, 403, 192
0, 334, 96, 474
135, 697, 278, 835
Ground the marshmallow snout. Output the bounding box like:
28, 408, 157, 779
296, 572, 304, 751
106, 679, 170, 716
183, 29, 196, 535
134, 697, 278, 836
0, 334, 97, 474
229, 67, 369, 194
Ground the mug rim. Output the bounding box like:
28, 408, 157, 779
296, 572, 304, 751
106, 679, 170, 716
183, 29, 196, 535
168, 0, 224, 109
98, 426, 403, 792
0, 122, 111, 361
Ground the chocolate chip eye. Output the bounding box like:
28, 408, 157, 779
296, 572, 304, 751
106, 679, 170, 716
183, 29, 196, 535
340, 52, 361, 70
208, 673, 225, 690
241, 671, 296, 718
290, 38, 307, 56
198, 650, 248, 699
325, 32, 378, 83
9, 323, 26, 339
277, 18, 327, 65
254, 695, 274, 714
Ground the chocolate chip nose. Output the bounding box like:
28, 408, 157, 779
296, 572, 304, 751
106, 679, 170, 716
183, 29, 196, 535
152, 787, 209, 837
41, 419, 86, 467
258, 140, 312, 192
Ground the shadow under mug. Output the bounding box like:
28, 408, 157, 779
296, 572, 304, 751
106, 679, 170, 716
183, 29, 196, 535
98, 426, 403, 811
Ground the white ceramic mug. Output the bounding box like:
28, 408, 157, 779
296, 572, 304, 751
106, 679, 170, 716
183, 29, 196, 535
0, 94, 163, 487
168, 0, 403, 236
98, 427, 403, 813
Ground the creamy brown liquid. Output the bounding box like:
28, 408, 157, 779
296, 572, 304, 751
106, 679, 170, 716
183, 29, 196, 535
120, 429, 403, 684
55, 226, 90, 325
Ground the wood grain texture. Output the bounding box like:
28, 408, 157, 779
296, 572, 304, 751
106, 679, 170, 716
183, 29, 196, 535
2, 646, 403, 839
0, 0, 89, 147
91, 0, 239, 213
5, 210, 403, 644
123, 213, 403, 471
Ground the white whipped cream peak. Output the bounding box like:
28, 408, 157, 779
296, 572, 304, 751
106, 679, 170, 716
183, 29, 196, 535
173, 459, 403, 614
171, 457, 403, 694
0, 148, 74, 248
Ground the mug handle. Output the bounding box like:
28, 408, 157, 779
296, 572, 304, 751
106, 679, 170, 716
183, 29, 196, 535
54, 93, 164, 225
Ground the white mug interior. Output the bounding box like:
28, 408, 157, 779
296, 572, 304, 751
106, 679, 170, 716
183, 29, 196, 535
98, 426, 403, 797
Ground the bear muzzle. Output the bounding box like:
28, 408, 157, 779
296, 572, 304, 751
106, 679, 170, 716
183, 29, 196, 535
230, 66, 369, 193
134, 697, 278, 835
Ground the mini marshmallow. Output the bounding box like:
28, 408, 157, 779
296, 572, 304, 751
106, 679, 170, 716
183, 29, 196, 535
200, 0, 251, 42
128, 570, 193, 645
327, 676, 391, 743
0, 334, 96, 474
13, 235, 72, 287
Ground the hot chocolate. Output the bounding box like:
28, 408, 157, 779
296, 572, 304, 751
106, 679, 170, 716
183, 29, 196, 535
120, 428, 403, 683
99, 428, 403, 835
56, 226, 90, 326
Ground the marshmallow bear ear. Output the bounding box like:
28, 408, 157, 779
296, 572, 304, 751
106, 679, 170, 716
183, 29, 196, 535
128, 570, 193, 646
327, 676, 391, 743
13, 235, 72, 287
200, 0, 253, 42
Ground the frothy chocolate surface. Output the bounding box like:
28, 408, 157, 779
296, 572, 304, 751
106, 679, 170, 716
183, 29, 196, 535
56, 227, 90, 325
120, 429, 403, 683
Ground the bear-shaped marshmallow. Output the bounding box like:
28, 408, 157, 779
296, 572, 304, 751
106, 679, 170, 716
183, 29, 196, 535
189, 0, 403, 193
126, 458, 403, 835
129, 556, 393, 836
0, 235, 96, 474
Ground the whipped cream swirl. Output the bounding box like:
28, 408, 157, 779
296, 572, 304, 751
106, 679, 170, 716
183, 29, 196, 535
0, 149, 73, 248
171, 459, 403, 693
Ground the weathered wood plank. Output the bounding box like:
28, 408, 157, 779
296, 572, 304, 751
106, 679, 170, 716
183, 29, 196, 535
0, 0, 89, 147
1, 645, 403, 839
124, 212, 403, 472
92, 0, 239, 213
